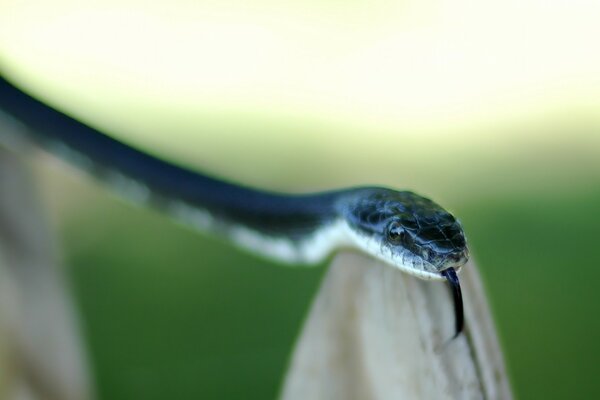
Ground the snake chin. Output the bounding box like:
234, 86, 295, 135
343, 230, 469, 281
346, 231, 447, 280
381, 245, 469, 281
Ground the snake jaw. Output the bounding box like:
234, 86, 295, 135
441, 267, 464, 338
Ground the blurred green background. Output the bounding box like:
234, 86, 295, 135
1, 0, 600, 399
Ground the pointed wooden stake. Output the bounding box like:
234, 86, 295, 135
281, 252, 512, 400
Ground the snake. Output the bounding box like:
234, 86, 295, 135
0, 74, 469, 337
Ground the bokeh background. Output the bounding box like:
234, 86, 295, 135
1, 0, 599, 399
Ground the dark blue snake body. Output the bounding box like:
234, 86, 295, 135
0, 73, 468, 336
0, 74, 340, 239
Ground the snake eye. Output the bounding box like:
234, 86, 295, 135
387, 222, 405, 243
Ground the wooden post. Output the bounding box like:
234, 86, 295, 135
0, 125, 94, 400
281, 252, 512, 400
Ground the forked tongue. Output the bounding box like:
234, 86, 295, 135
441, 267, 464, 338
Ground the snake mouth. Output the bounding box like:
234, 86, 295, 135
441, 267, 464, 338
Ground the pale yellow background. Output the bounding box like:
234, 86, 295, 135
1, 0, 598, 203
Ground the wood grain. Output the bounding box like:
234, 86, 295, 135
281, 252, 512, 400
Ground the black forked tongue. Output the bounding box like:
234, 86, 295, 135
441, 267, 464, 338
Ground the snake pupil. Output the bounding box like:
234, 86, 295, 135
387, 223, 405, 243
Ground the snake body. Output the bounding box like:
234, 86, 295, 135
0, 74, 469, 336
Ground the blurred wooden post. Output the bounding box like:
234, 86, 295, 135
0, 118, 94, 400
281, 252, 512, 400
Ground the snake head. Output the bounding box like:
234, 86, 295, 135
340, 187, 468, 337
341, 188, 469, 280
